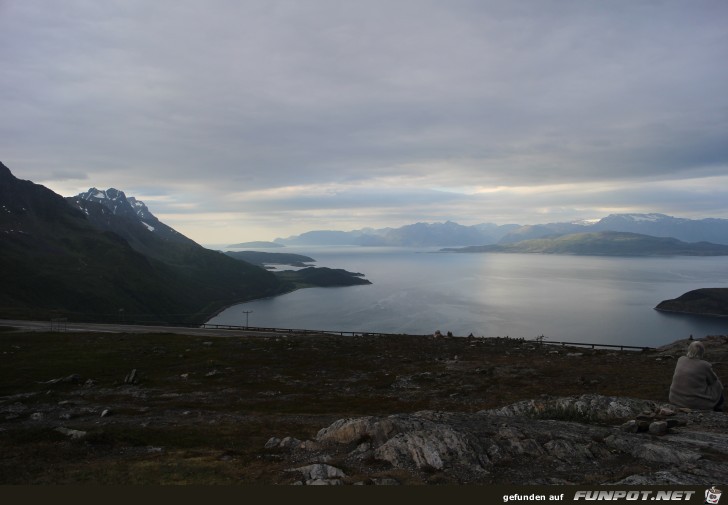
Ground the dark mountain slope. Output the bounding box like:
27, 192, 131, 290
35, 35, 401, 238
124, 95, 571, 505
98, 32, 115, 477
66, 197, 191, 262
0, 163, 170, 319
68, 189, 283, 308
0, 162, 282, 323
71, 188, 195, 249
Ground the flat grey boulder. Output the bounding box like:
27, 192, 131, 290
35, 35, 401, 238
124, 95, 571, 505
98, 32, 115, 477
287, 463, 346, 485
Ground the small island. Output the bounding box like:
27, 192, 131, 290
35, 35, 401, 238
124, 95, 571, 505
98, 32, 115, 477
225, 251, 372, 288
225, 250, 315, 268
276, 267, 372, 288
655, 288, 728, 317
227, 241, 284, 248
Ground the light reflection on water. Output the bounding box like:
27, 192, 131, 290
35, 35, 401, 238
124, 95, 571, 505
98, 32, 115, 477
208, 247, 728, 347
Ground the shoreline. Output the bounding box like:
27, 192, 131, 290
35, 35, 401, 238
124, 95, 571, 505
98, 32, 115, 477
654, 307, 728, 318
201, 284, 301, 322
203, 266, 372, 324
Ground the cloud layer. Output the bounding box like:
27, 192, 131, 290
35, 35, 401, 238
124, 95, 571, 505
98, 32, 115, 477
2, 0, 727, 243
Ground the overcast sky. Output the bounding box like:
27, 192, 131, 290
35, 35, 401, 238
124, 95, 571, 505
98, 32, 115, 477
2, 1, 727, 245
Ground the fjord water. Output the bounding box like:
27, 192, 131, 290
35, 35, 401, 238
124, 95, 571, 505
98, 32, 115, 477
207, 247, 728, 347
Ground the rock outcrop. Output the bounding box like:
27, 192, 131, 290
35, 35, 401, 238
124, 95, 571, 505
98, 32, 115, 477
267, 394, 728, 485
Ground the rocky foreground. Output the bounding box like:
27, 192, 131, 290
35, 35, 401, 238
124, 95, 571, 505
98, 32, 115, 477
0, 328, 726, 485
257, 335, 728, 485
270, 394, 728, 485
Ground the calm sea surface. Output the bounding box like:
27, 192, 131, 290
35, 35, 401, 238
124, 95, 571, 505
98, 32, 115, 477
207, 247, 728, 347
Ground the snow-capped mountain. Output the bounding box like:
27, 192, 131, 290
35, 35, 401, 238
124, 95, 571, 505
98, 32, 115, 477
76, 188, 134, 216
70, 187, 193, 249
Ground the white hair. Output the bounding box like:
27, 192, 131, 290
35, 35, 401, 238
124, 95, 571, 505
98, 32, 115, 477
686, 341, 705, 359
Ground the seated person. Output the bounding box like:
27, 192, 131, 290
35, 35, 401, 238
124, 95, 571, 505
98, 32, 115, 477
669, 341, 724, 411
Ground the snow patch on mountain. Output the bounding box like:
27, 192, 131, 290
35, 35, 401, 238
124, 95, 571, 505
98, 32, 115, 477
77, 187, 135, 216
72, 186, 196, 247
620, 213, 669, 222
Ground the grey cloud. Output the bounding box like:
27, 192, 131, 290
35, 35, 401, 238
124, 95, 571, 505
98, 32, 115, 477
1, 0, 727, 240
48, 171, 89, 182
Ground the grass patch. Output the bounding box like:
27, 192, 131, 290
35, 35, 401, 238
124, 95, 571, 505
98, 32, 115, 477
0, 330, 678, 484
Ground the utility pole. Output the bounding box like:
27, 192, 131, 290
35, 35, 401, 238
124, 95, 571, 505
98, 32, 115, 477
242, 310, 253, 329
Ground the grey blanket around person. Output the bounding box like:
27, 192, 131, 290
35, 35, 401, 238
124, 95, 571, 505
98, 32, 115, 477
669, 355, 724, 410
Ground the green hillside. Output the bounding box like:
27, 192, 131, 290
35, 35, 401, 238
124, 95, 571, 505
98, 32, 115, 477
444, 231, 728, 256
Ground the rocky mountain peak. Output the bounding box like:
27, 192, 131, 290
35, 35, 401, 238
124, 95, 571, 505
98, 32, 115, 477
70, 186, 195, 250
74, 188, 167, 230
126, 196, 153, 220
76, 187, 137, 217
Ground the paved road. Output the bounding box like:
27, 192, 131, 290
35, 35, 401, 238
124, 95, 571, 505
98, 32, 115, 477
0, 319, 285, 338
0, 319, 651, 350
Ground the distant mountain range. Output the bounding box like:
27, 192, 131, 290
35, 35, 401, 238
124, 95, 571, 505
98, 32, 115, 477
443, 232, 728, 256
272, 221, 520, 247
269, 214, 728, 248
0, 162, 283, 323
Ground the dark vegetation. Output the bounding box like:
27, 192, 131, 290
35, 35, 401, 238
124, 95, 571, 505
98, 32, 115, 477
275, 267, 371, 288
224, 251, 371, 287
0, 329, 687, 485
0, 162, 284, 324
656, 288, 728, 317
